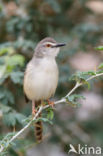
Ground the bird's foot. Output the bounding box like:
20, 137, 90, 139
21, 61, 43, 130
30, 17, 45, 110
32, 108, 37, 116
47, 99, 54, 108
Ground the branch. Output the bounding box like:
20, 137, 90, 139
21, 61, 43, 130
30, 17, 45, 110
86, 72, 103, 81
0, 72, 103, 153
0, 106, 43, 153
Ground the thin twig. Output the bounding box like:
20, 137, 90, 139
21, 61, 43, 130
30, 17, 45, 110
65, 82, 81, 98
0, 72, 103, 153
0, 106, 43, 153
86, 72, 103, 81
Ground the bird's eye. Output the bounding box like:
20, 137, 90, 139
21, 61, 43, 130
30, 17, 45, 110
46, 44, 51, 47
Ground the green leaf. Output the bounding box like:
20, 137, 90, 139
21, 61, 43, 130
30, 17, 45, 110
3, 112, 16, 126
15, 113, 26, 125
0, 87, 14, 105
95, 46, 103, 50
84, 81, 90, 90
6, 91, 14, 105
6, 54, 25, 68
36, 117, 53, 125
0, 73, 8, 85
0, 104, 12, 113
0, 132, 16, 150
0, 65, 6, 79
0, 151, 8, 156
86, 71, 96, 76
14, 39, 35, 50
98, 63, 103, 69
22, 115, 32, 124
66, 94, 85, 107
70, 71, 96, 83
45, 0, 61, 13
96, 70, 103, 74
0, 47, 15, 56
10, 71, 24, 84
47, 108, 54, 120
3, 112, 26, 126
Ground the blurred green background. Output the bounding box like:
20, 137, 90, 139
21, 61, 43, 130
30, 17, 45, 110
0, 0, 103, 155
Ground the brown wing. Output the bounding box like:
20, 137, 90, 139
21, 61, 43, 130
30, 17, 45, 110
24, 69, 29, 103
24, 94, 29, 103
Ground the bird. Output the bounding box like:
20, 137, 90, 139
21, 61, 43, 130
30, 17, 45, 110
23, 37, 66, 143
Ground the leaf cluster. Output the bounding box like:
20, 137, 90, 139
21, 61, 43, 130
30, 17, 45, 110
66, 94, 85, 107
0, 104, 26, 126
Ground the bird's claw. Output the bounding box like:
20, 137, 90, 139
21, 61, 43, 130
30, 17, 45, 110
47, 99, 54, 108
32, 108, 37, 116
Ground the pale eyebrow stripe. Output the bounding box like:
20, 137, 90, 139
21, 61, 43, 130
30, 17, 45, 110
43, 42, 56, 46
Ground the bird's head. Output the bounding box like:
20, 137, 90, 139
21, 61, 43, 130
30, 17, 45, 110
34, 37, 66, 58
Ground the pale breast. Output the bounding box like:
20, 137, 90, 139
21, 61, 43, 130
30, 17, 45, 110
24, 57, 59, 101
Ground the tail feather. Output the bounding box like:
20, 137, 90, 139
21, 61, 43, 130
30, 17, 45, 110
35, 101, 43, 143
35, 112, 42, 142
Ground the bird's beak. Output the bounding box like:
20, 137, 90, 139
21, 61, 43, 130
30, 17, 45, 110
52, 43, 66, 48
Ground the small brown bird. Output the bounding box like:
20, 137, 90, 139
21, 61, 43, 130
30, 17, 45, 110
23, 37, 65, 142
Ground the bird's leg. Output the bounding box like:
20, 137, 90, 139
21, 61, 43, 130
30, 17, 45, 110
32, 100, 37, 116
47, 99, 54, 108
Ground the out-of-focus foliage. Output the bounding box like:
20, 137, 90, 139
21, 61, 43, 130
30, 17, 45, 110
0, 0, 103, 155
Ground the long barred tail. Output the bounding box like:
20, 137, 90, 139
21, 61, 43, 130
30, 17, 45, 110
35, 112, 42, 142
35, 101, 42, 143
